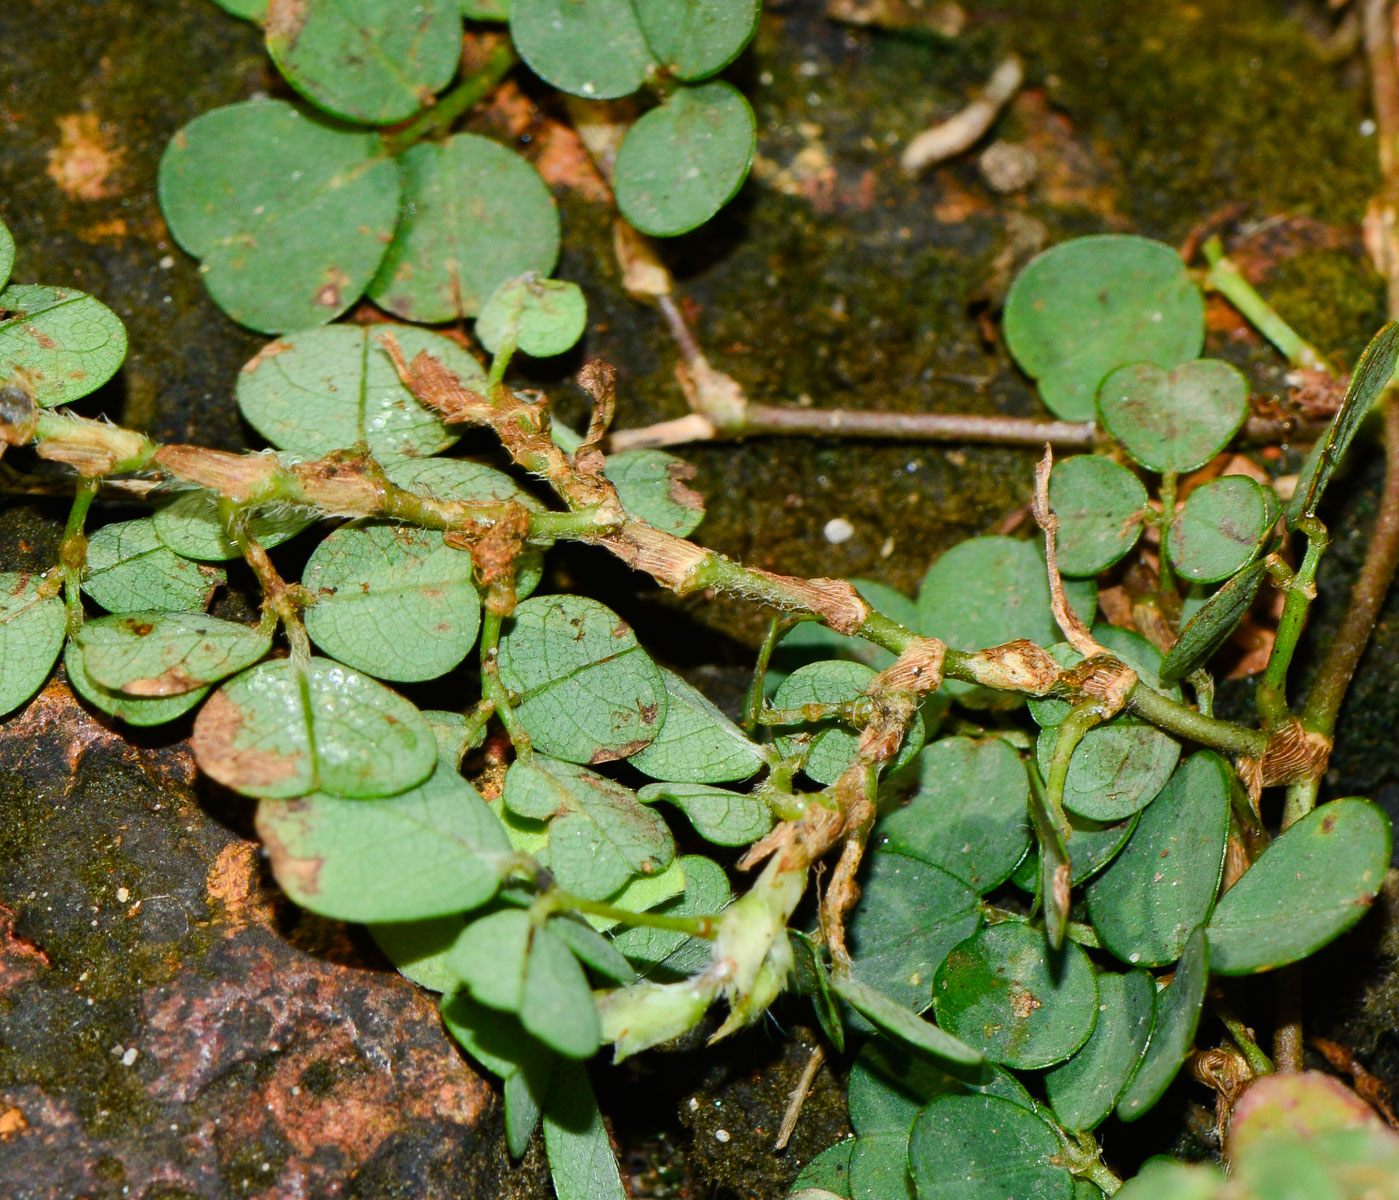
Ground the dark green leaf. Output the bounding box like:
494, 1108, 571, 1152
1011, 811, 1139, 891
909, 1093, 1072, 1200
75, 611, 270, 696
265, 0, 461, 125
1035, 719, 1180, 824
0, 216, 13, 289
1050, 455, 1148, 577
0, 284, 127, 407
636, 0, 759, 80
158, 99, 399, 332
543, 1060, 628, 1200
1003, 235, 1203, 422
212, 0, 268, 19
1170, 476, 1275, 584
462, 0, 508, 18
630, 668, 764, 783
793, 1139, 854, 1197
1098, 359, 1249, 474
614, 81, 756, 237
0, 572, 66, 716
83, 519, 225, 613
830, 974, 987, 1073
603, 448, 706, 538
637, 781, 770, 845
1159, 560, 1268, 685
1117, 927, 1208, 1121
151, 490, 313, 563
476, 274, 586, 358
1207, 798, 1390, 974
510, 0, 654, 98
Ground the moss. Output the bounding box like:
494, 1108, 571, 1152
1265, 250, 1387, 365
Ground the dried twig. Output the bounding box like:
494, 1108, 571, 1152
901, 56, 1024, 176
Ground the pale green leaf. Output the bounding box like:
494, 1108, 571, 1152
64, 639, 208, 727
476, 274, 587, 358
603, 449, 706, 538
152, 490, 313, 562
543, 1061, 628, 1200
0, 283, 127, 407
83, 519, 225, 613
637, 780, 770, 845
629, 668, 764, 783
75, 611, 270, 696
0, 572, 66, 716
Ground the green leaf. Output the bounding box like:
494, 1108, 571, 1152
497, 594, 667, 764
1003, 235, 1204, 422
301, 522, 480, 682
385, 455, 542, 508
1287, 322, 1399, 526
777, 579, 918, 672
1114, 1160, 1222, 1200
449, 908, 532, 1009
151, 491, 313, 563
933, 922, 1098, 1069
910, 1093, 1072, 1200
503, 755, 674, 900
830, 974, 987, 1074
191, 656, 437, 799
523, 921, 605, 1057
543, 1060, 628, 1200
83, 519, 226, 613
257, 761, 509, 920
1036, 720, 1179, 824
441, 985, 556, 1081
549, 914, 635, 984
917, 536, 1096, 706
630, 669, 764, 783
1042, 969, 1156, 1131
1086, 752, 1231, 967
615, 81, 756, 237
370, 914, 465, 992
264, 0, 462, 125
637, 0, 759, 80
158, 99, 399, 332
510, 0, 654, 98
878, 736, 1032, 893
0, 216, 13, 290
603, 449, 706, 538
637, 781, 770, 845
369, 134, 561, 322
1011, 811, 1139, 891
64, 639, 208, 727
0, 572, 66, 716
1050, 455, 1148, 577
476, 274, 587, 358
1098, 359, 1249, 474
793, 1139, 854, 1197
789, 931, 844, 1053
846, 850, 981, 1014
74, 611, 270, 696
1207, 797, 1390, 974
236, 325, 481, 461
1170, 475, 1276, 584
1159, 559, 1268, 685
611, 854, 729, 974
211, 0, 268, 19
1117, 927, 1209, 1121
462, 0, 508, 18
503, 1065, 550, 1158
773, 659, 925, 785
0, 284, 127, 407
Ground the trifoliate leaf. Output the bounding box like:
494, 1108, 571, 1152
509, 0, 654, 98
191, 656, 437, 798
1159, 559, 1268, 685
83, 519, 225, 613
1049, 455, 1149, 577
368, 134, 560, 322
301, 522, 480, 682
64, 640, 208, 727
910, 1093, 1072, 1200
637, 781, 770, 845
476, 274, 587, 358
264, 0, 462, 125
636, 0, 759, 80
629, 669, 763, 783
158, 99, 399, 332
75, 611, 270, 696
152, 491, 314, 562
602, 449, 706, 538
1206, 798, 1390, 974
1098, 359, 1249, 474
497, 594, 667, 764
1169, 475, 1276, 584
1003, 235, 1204, 422
1117, 927, 1208, 1121
0, 572, 66, 716
0, 284, 127, 407
236, 324, 482, 461
614, 81, 757, 237
256, 761, 510, 920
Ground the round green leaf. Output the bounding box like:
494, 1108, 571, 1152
1117, 926, 1208, 1121
1170, 476, 1275, 584
1098, 359, 1249, 474
1042, 970, 1156, 1131
773, 659, 925, 785
1206, 797, 1390, 975
1004, 236, 1203, 422
830, 974, 986, 1073
237, 325, 481, 461
0, 572, 66, 716
1086, 752, 1231, 967
497, 595, 667, 764
1036, 719, 1180, 823
1159, 559, 1268, 686
792, 1140, 853, 1196
265, 0, 462, 125
629, 669, 763, 783
933, 921, 1098, 1069
1010, 811, 1140, 892
636, 0, 759, 80
256, 761, 511, 921
83, 519, 226, 613
301, 522, 480, 682
158, 99, 399, 333
75, 611, 271, 697
612, 854, 730, 973
509, 0, 655, 98
910, 1093, 1072, 1200
614, 81, 756, 237
449, 908, 531, 1010
152, 491, 314, 562
603, 449, 705, 538
0, 217, 14, 290
847, 851, 982, 1014
64, 639, 208, 727
476, 275, 587, 358
1049, 455, 1148, 577
191, 656, 437, 798
373, 915, 468, 993
0, 284, 127, 407
368, 134, 560, 322
878, 737, 1032, 893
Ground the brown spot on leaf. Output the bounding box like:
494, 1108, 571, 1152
192, 691, 303, 793
589, 738, 652, 764
122, 665, 201, 698
264, 0, 308, 44
1010, 986, 1042, 1019
254, 799, 322, 899
239, 339, 292, 373
26, 328, 56, 351
45, 113, 125, 201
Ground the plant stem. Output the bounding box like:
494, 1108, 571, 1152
540, 888, 718, 937
58, 476, 98, 635
744, 616, 789, 733
1158, 471, 1178, 595
1256, 520, 1328, 728
1218, 1009, 1275, 1077
1126, 683, 1269, 757
479, 608, 531, 757
380, 41, 518, 157
1202, 239, 1334, 374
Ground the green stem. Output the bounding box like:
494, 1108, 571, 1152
380, 42, 518, 157
1202, 239, 1335, 374
744, 616, 789, 733
480, 608, 532, 757
1127, 682, 1269, 756
58, 476, 98, 635
1158, 471, 1178, 596
536, 888, 719, 937
1219, 1008, 1275, 1076
1257, 520, 1328, 727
